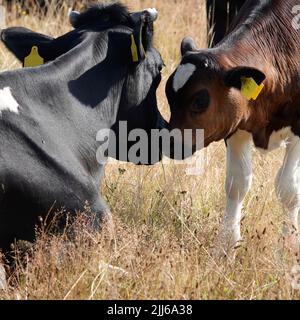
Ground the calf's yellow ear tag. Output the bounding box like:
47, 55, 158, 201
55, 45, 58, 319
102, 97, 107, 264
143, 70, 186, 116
130, 34, 139, 63
241, 77, 264, 101
24, 46, 44, 68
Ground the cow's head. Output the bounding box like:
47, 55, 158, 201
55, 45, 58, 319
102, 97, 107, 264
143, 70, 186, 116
2, 3, 166, 165
165, 37, 265, 155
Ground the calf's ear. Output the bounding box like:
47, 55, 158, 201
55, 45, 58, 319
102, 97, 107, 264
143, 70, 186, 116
1, 27, 54, 64
224, 67, 266, 89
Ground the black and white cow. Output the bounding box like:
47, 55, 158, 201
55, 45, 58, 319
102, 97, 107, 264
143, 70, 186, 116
2, 7, 167, 162
0, 3, 165, 253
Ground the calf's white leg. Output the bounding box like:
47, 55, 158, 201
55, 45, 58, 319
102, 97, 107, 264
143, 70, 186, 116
216, 130, 253, 256
275, 133, 300, 251
0, 264, 6, 290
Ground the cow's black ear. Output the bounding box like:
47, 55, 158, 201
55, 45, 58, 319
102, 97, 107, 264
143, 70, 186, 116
1, 27, 53, 64
181, 37, 198, 56
224, 67, 266, 89
130, 9, 158, 62
131, 15, 147, 62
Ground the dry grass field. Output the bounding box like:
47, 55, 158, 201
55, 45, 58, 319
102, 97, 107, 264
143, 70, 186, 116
0, 0, 299, 300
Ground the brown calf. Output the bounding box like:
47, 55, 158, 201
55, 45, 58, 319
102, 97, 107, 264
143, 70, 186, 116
166, 0, 300, 255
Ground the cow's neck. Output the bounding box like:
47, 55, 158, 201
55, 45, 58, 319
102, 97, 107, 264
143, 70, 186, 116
53, 31, 128, 122
52, 28, 86, 58
47, 32, 128, 180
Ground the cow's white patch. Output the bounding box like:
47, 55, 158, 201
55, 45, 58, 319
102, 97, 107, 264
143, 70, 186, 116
173, 63, 196, 92
145, 8, 158, 20
0, 87, 19, 115
257, 127, 292, 154
268, 127, 291, 151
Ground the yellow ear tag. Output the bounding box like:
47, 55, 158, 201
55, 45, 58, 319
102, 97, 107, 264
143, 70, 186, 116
241, 77, 264, 101
24, 46, 44, 68
130, 34, 139, 63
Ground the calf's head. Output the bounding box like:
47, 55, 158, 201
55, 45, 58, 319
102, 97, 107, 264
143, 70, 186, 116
165, 37, 265, 155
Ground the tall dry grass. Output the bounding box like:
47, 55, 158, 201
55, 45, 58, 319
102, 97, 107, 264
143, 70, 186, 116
0, 0, 299, 300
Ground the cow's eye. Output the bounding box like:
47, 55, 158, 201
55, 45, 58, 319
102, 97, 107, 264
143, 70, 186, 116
191, 89, 210, 113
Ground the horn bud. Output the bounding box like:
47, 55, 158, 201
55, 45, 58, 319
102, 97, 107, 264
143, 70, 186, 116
144, 8, 158, 21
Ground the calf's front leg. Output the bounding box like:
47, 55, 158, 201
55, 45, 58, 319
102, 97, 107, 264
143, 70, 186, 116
275, 133, 300, 252
216, 130, 253, 256
0, 263, 6, 290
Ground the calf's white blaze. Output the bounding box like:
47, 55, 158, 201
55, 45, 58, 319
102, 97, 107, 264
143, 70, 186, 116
0, 87, 19, 115
173, 63, 196, 92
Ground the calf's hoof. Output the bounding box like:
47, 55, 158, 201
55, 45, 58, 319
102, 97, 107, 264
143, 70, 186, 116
213, 230, 243, 260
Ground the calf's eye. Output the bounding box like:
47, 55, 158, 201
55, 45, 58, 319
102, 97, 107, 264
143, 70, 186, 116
191, 89, 210, 113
